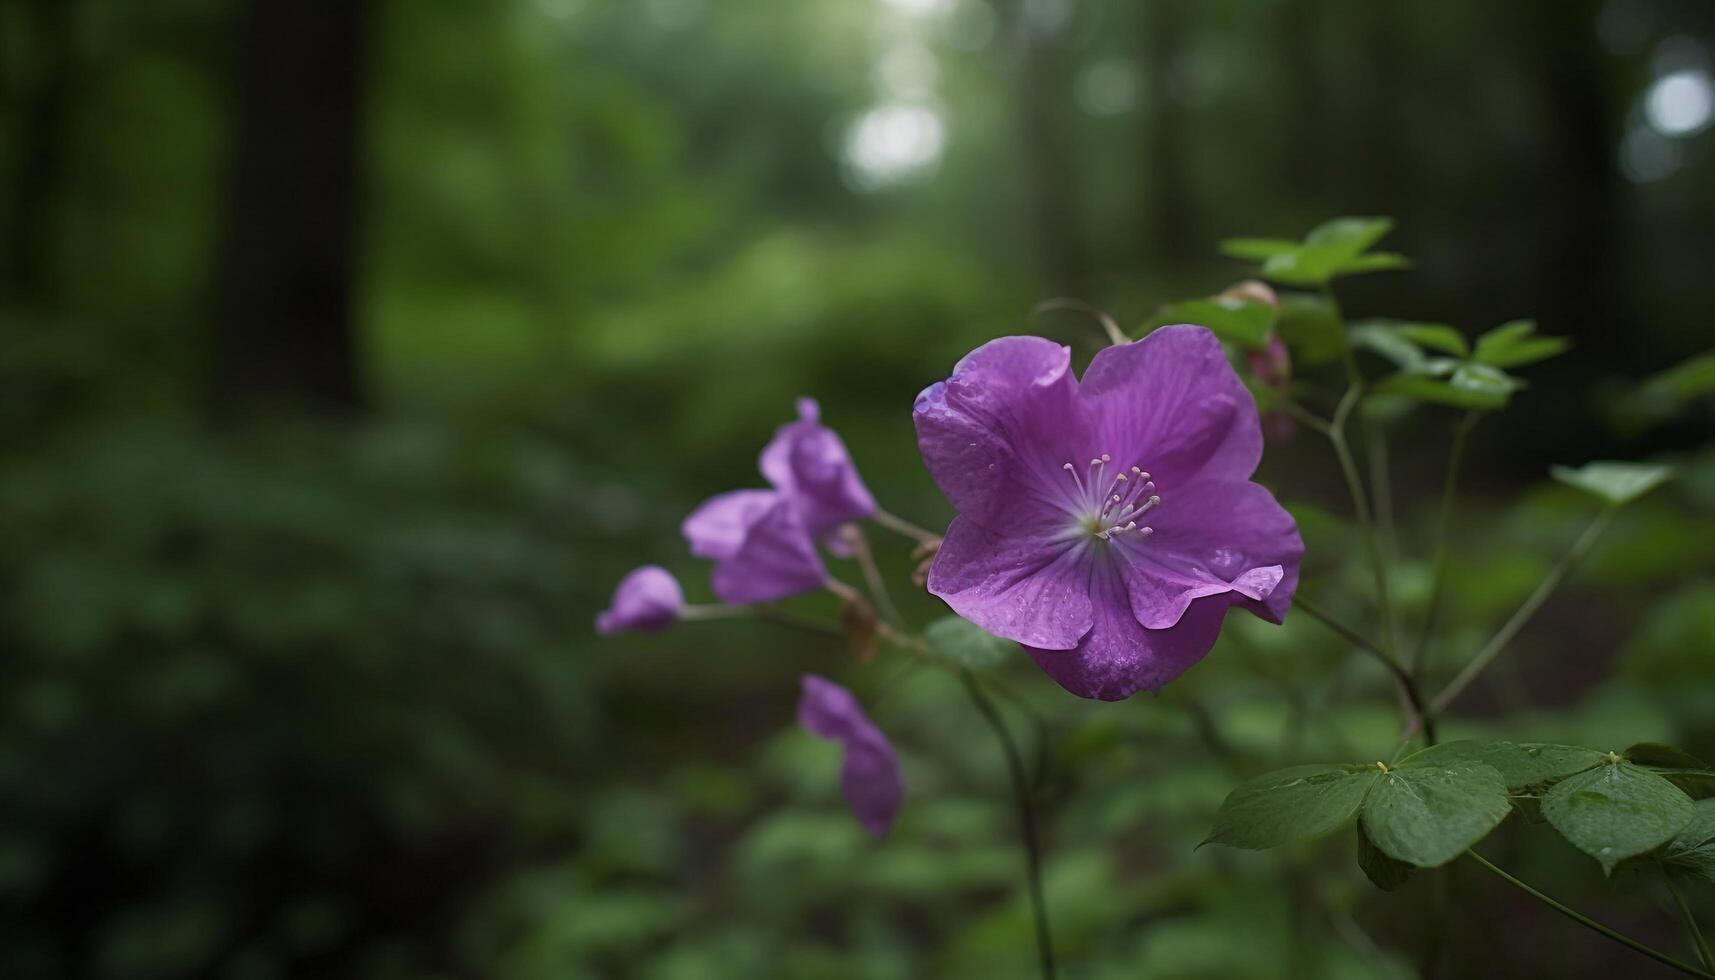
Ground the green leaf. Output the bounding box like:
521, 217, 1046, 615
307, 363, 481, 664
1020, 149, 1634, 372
1473, 320, 1568, 367
1550, 461, 1676, 506
1660, 798, 1715, 884
1402, 741, 1605, 794
1373, 369, 1516, 411
1276, 294, 1345, 365
1335, 252, 1413, 276
1220, 237, 1300, 261
1360, 762, 1512, 867
1261, 248, 1343, 286
1357, 823, 1417, 891
921, 616, 1014, 671
1626, 743, 1709, 770
1206, 764, 1382, 851
1541, 761, 1696, 873
1144, 297, 1276, 349
1348, 322, 1427, 370
1391, 323, 1468, 358
1305, 216, 1394, 254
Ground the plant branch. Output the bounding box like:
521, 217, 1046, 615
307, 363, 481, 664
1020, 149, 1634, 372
1031, 296, 1128, 347
871, 508, 942, 547
1667, 868, 1715, 973
1327, 383, 1403, 666
1413, 409, 1481, 675
1426, 507, 1614, 722
1294, 594, 1434, 743
845, 525, 905, 630
962, 670, 1057, 980
1467, 851, 1715, 979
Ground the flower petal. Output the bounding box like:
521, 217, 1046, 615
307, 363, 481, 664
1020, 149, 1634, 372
760, 398, 877, 538
913, 336, 1080, 528
710, 495, 828, 604
1026, 560, 1229, 700
682, 489, 781, 561
1117, 480, 1302, 628
927, 515, 1092, 650
798, 674, 904, 838
1080, 325, 1262, 490
595, 565, 684, 635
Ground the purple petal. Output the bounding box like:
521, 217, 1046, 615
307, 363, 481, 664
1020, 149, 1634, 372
927, 515, 1092, 650
1117, 480, 1303, 628
596, 565, 684, 635
709, 494, 828, 604
759, 398, 877, 539
682, 489, 781, 561
798, 674, 904, 838
1080, 325, 1262, 490
1026, 562, 1229, 700
913, 336, 1081, 528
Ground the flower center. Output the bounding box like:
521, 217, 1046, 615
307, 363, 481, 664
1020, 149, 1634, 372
1061, 454, 1160, 541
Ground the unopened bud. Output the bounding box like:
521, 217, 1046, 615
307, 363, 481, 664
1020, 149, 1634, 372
1217, 279, 1278, 310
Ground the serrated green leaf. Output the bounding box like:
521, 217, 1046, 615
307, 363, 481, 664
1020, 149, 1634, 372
1401, 741, 1605, 794
1206, 764, 1381, 850
1277, 294, 1345, 365
1473, 319, 1568, 368
1220, 237, 1301, 261
1541, 761, 1695, 873
1550, 461, 1676, 506
1358, 823, 1417, 891
1143, 297, 1275, 349
1661, 798, 1715, 883
921, 616, 1013, 670
1360, 762, 1512, 867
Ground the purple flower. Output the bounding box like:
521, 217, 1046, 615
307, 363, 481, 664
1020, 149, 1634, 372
596, 565, 684, 634
761, 398, 876, 548
797, 674, 904, 837
1247, 334, 1292, 390
913, 325, 1303, 701
682, 489, 828, 604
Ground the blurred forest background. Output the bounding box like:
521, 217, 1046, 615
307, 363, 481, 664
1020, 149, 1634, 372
3, 0, 1715, 977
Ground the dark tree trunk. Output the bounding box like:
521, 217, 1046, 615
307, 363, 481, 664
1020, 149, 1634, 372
209, 0, 370, 416
1009, 3, 1091, 300
2, 0, 75, 305
1141, 0, 1195, 270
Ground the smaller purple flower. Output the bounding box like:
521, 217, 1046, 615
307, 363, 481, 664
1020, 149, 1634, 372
596, 565, 684, 634
1247, 334, 1291, 391
798, 674, 904, 838
761, 398, 877, 544
682, 489, 828, 604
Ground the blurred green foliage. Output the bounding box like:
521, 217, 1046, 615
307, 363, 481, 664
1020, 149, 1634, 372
3, 0, 1715, 977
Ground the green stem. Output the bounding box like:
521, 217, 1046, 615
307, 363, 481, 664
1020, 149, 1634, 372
871, 508, 942, 547
1427, 507, 1614, 720
1467, 851, 1715, 979
1328, 384, 1402, 664
962, 671, 1056, 980
846, 526, 905, 630
683, 604, 844, 640
1667, 869, 1715, 973
1413, 409, 1480, 674
1365, 416, 1397, 565
1294, 595, 1434, 743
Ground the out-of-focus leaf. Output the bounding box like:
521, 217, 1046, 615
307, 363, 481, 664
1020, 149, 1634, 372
1143, 297, 1275, 349
1337, 252, 1412, 275
1205, 764, 1380, 850
1229, 217, 1407, 285
921, 615, 1013, 671
1626, 743, 1708, 770
1305, 216, 1394, 253
1348, 322, 1427, 370
1373, 369, 1516, 410
1277, 294, 1345, 365
1541, 760, 1695, 873
1220, 237, 1300, 261
1359, 761, 1511, 867
1391, 323, 1468, 357
1473, 319, 1568, 367
1660, 798, 1715, 883
1550, 461, 1676, 506
1402, 740, 1605, 794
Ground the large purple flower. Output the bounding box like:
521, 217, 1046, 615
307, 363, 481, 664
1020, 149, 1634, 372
682, 489, 828, 604
913, 325, 1303, 701
798, 674, 904, 837
761, 398, 877, 542
597, 565, 684, 634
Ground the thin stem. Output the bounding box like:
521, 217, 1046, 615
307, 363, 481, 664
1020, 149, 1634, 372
1427, 507, 1614, 721
1414, 410, 1480, 675
846, 526, 905, 630
1467, 851, 1715, 979
1294, 595, 1434, 743
962, 671, 1056, 980
871, 508, 942, 547
1667, 869, 1715, 973
1328, 384, 1403, 666
1279, 399, 1333, 437
1031, 296, 1128, 347
1365, 413, 1397, 564
682, 604, 845, 640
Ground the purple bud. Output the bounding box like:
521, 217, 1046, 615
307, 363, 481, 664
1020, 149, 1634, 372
798, 674, 904, 838
760, 398, 877, 544
596, 565, 684, 635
